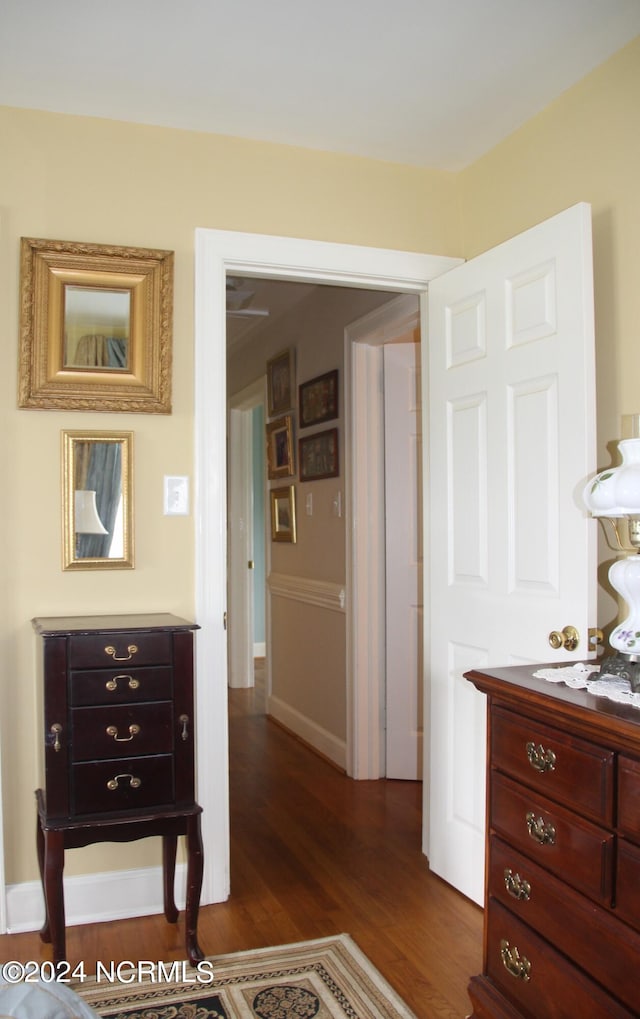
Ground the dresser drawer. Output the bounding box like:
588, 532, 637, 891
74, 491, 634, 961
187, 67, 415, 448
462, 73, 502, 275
615, 838, 640, 932
491, 771, 614, 903
489, 836, 640, 1012
71, 703, 173, 761
618, 755, 640, 840
69, 666, 173, 705
491, 706, 614, 824
68, 631, 173, 669
72, 755, 174, 815
486, 899, 635, 1018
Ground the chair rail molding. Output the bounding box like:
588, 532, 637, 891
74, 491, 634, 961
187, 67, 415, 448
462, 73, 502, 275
268, 572, 345, 612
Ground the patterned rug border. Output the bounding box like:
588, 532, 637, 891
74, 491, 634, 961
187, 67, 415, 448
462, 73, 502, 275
76, 934, 417, 1019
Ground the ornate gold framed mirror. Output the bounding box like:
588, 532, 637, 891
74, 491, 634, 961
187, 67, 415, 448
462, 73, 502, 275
19, 238, 173, 413
62, 430, 134, 570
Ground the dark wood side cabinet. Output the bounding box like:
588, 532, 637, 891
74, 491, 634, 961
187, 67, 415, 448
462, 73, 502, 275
32, 613, 203, 966
465, 664, 640, 1019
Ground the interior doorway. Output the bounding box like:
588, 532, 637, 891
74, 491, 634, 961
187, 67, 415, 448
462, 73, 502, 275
194, 229, 461, 905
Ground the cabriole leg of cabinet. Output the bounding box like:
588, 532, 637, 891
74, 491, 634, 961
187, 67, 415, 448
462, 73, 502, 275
36, 810, 51, 944
41, 827, 66, 966
162, 834, 179, 923
185, 811, 204, 964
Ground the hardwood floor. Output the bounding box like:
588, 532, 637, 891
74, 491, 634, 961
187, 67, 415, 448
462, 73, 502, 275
1, 680, 483, 1018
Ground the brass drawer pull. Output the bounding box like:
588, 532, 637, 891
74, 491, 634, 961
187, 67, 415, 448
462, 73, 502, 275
105, 644, 139, 662
50, 723, 63, 752
504, 868, 531, 902
500, 939, 531, 981
105, 674, 140, 692
526, 811, 556, 846
106, 773, 141, 791
106, 724, 141, 742
179, 714, 190, 741
526, 741, 556, 773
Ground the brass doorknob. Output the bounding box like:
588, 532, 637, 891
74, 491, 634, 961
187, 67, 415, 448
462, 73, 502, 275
548, 625, 579, 651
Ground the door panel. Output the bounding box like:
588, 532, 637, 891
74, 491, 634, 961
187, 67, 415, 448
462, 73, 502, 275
427, 203, 597, 904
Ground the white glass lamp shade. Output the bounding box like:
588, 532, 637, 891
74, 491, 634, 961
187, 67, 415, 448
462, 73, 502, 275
608, 556, 640, 653
583, 438, 640, 517
75, 490, 108, 534
583, 437, 640, 668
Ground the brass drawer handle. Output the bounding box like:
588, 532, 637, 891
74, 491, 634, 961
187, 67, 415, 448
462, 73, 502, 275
105, 674, 140, 692
526, 741, 556, 773
50, 723, 63, 752
504, 868, 531, 902
526, 811, 556, 846
500, 939, 531, 981
106, 724, 141, 742
179, 714, 189, 742
104, 644, 139, 662
106, 773, 141, 791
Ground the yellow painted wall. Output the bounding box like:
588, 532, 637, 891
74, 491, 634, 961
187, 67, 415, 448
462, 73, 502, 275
0, 106, 459, 887
458, 35, 640, 466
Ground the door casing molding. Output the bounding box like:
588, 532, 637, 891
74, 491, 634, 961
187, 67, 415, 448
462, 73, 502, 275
345, 294, 421, 781
228, 377, 267, 690
194, 228, 460, 902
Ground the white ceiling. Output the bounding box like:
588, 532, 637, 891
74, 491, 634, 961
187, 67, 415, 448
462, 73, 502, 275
1, 0, 639, 172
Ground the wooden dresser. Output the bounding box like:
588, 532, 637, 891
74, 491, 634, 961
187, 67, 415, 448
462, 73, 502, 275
32, 613, 203, 966
465, 664, 640, 1019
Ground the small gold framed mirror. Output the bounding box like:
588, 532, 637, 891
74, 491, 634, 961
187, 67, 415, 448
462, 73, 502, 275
62, 430, 134, 570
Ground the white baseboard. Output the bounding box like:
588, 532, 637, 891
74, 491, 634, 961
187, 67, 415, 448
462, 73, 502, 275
268, 695, 346, 770
5, 862, 189, 934
253, 642, 266, 658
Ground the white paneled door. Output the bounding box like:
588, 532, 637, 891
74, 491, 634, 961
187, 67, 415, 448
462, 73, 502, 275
427, 203, 597, 904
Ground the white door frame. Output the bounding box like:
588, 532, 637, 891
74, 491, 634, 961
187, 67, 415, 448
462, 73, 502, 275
194, 229, 460, 902
228, 377, 267, 689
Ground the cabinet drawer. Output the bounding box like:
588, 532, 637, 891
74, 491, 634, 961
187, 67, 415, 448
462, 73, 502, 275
489, 836, 640, 1012
491, 706, 614, 823
69, 666, 173, 706
71, 703, 173, 761
615, 838, 640, 933
491, 771, 614, 903
72, 755, 174, 815
486, 899, 635, 1019
68, 631, 172, 669
618, 755, 640, 840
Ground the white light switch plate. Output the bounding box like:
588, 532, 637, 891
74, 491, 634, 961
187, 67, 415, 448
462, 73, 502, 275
164, 475, 189, 515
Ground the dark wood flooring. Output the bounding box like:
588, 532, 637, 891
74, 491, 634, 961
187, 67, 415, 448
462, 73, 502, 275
0, 678, 483, 1018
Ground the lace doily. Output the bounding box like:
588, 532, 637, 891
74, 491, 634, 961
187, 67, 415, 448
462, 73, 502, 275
532, 662, 640, 709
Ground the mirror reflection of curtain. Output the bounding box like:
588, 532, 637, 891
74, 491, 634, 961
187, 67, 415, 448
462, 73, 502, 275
73, 335, 127, 369
76, 442, 122, 558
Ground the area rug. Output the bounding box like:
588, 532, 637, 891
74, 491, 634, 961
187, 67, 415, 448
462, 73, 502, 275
76, 934, 417, 1019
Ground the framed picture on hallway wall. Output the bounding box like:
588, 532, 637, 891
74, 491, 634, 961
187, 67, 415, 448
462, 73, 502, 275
299, 428, 339, 481
299, 369, 338, 427
267, 348, 294, 416
270, 485, 296, 543
266, 415, 295, 479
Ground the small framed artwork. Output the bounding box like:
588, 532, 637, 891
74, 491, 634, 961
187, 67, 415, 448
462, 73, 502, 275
299, 369, 338, 427
18, 236, 174, 413
266, 415, 295, 479
270, 485, 297, 543
299, 428, 339, 481
267, 348, 294, 417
